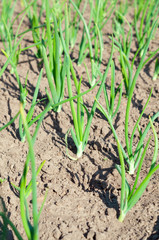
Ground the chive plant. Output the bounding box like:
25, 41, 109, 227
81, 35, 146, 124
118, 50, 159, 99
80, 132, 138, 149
117, 116, 159, 222
134, 0, 159, 57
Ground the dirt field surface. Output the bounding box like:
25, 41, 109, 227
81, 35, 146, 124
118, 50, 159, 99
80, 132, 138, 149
0, 1, 159, 239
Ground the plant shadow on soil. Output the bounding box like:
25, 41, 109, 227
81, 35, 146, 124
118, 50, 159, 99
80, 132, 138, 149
89, 166, 120, 218
66, 161, 120, 218
0, 197, 14, 240
147, 216, 159, 240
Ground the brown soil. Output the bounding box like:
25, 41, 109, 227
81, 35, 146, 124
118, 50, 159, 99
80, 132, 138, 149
0, 2, 159, 240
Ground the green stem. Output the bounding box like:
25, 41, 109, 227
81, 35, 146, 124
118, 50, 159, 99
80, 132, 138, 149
118, 210, 126, 222
125, 20, 158, 165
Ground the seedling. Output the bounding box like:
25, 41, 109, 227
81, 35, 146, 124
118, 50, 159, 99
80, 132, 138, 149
68, 0, 86, 49
0, 69, 44, 142
134, 0, 159, 57
0, 178, 6, 183
102, 60, 123, 120
0, 100, 49, 240
1, 1, 35, 73
0, 0, 17, 52
111, 12, 132, 96
18, 103, 48, 240
22, 0, 46, 58
70, 0, 103, 87
153, 58, 159, 81
40, 0, 67, 112
117, 117, 158, 222
61, 11, 114, 158
113, 0, 128, 37
112, 18, 158, 96
96, 19, 159, 174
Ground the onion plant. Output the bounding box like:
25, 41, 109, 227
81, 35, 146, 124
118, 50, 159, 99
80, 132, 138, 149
0, 0, 17, 52
22, 0, 46, 58
117, 116, 158, 222
68, 0, 87, 49
72, 0, 93, 66
0, 69, 107, 237
0, 69, 44, 142
21, 0, 64, 59
65, 53, 114, 158
0, 178, 6, 183
153, 58, 159, 81
111, 13, 132, 96
29, 0, 64, 59
0, 64, 103, 144
97, 88, 159, 175
113, 0, 128, 39
96, 19, 159, 174
60, 6, 114, 158
92, 0, 117, 31
87, 0, 117, 68
45, 0, 66, 20
22, 0, 65, 27
19, 69, 44, 142
102, 60, 123, 120
112, 18, 158, 96
134, 0, 159, 57
18, 103, 48, 240
0, 102, 49, 240
21, 0, 38, 23
70, 0, 104, 87
0, 1, 35, 74
31, 7, 46, 59
0, 34, 25, 78
40, 0, 67, 112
